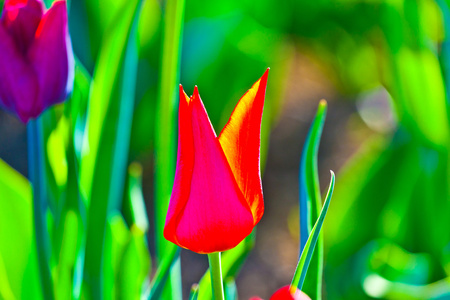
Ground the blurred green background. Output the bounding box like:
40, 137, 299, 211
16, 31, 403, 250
2, 0, 450, 299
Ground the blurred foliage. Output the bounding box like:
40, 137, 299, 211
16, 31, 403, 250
0, 160, 42, 300
297, 0, 450, 299
70, 0, 292, 165
2, 0, 289, 297
3, 0, 450, 298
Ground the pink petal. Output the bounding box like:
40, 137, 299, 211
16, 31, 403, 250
218, 69, 269, 225
27, 0, 74, 114
0, 22, 38, 122
1, 0, 44, 53
164, 86, 254, 254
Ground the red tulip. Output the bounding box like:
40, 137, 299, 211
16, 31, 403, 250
269, 286, 311, 300
164, 69, 269, 254
0, 0, 74, 122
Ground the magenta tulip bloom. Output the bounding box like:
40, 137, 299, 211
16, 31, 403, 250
0, 0, 74, 122
164, 70, 269, 254
269, 286, 311, 300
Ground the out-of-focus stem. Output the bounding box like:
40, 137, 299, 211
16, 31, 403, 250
28, 118, 55, 300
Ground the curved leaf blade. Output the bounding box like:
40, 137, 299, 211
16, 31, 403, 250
298, 100, 327, 299
292, 171, 335, 292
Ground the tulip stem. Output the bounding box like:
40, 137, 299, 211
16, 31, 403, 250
28, 118, 55, 300
208, 252, 225, 300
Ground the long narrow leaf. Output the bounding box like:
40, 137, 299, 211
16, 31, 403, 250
153, 0, 186, 298
79, 0, 143, 297
291, 171, 335, 292
298, 100, 327, 299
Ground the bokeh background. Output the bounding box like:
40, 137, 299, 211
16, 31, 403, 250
2, 0, 450, 299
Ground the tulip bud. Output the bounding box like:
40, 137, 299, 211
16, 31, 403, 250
0, 0, 74, 122
269, 286, 311, 300
164, 69, 269, 254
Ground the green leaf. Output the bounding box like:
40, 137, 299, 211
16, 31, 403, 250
291, 171, 335, 292
54, 210, 79, 300
103, 213, 130, 300
298, 100, 327, 299
0, 159, 42, 300
79, 0, 143, 297
153, 0, 186, 298
380, 2, 449, 146
117, 227, 151, 299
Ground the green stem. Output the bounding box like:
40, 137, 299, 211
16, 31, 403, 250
28, 118, 55, 300
208, 252, 225, 300
154, 0, 185, 298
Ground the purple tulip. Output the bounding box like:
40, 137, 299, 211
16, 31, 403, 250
0, 0, 74, 122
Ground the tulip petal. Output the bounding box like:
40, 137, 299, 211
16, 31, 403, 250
27, 0, 74, 114
164, 86, 195, 247
1, 0, 44, 53
164, 86, 254, 254
218, 69, 269, 224
0, 23, 38, 122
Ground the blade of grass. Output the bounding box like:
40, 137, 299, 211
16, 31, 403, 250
154, 0, 185, 298
291, 171, 335, 292
298, 100, 327, 299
